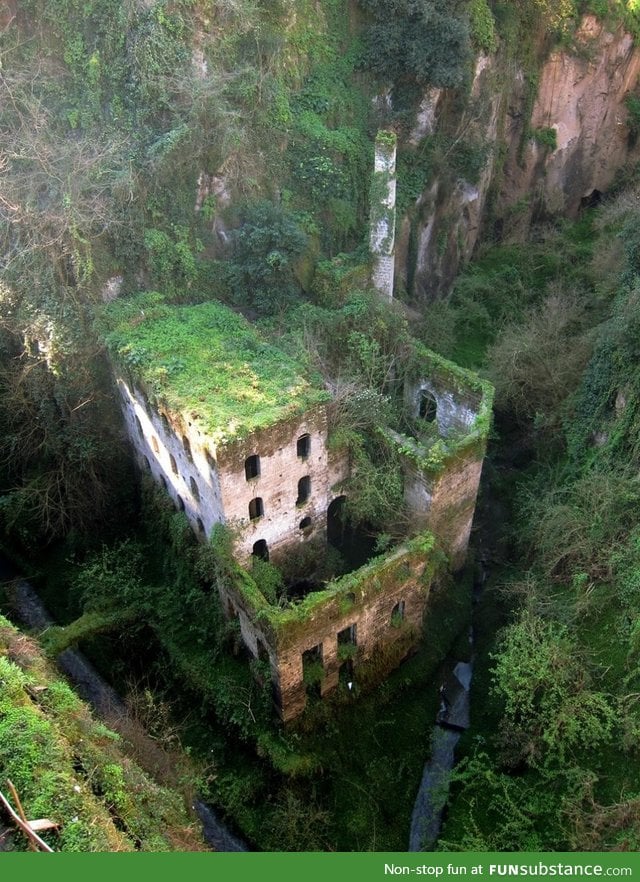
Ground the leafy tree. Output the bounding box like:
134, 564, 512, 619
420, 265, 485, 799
230, 200, 308, 314
358, 0, 471, 89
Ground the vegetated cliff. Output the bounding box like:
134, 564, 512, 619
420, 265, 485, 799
401, 13, 640, 302
0, 614, 205, 852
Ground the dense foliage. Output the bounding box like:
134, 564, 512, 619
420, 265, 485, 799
431, 179, 640, 851
358, 0, 471, 88
3, 0, 640, 855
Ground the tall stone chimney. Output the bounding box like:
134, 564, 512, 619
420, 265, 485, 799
369, 130, 397, 300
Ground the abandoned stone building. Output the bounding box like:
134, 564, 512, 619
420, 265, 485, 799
104, 292, 492, 720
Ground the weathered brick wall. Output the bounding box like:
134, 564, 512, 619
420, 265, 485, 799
216, 406, 350, 563
405, 457, 485, 571
401, 376, 488, 570
117, 379, 350, 562
273, 547, 434, 721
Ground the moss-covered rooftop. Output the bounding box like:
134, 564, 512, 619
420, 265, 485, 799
101, 293, 330, 443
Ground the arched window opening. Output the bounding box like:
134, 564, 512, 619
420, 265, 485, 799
142, 456, 151, 472
151, 435, 159, 454
296, 476, 311, 506
159, 474, 168, 491
160, 413, 170, 434
169, 453, 178, 475
176, 495, 185, 511
418, 390, 437, 423
299, 516, 312, 533
252, 539, 269, 561
182, 435, 193, 463
134, 415, 144, 438
196, 517, 205, 534
296, 434, 311, 459
245, 454, 260, 480
249, 497, 264, 520
190, 476, 201, 502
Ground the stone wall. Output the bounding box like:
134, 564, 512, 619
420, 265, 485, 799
394, 372, 490, 570
219, 538, 439, 722
117, 377, 349, 563
216, 406, 349, 563
370, 130, 397, 300
117, 379, 225, 536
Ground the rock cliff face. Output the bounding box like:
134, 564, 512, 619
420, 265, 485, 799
404, 16, 640, 302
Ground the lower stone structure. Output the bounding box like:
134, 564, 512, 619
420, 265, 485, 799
219, 534, 440, 722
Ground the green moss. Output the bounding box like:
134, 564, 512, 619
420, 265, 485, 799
100, 293, 330, 442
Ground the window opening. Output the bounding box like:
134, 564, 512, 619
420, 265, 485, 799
135, 415, 143, 438
151, 436, 159, 454
252, 539, 269, 561
296, 476, 311, 506
249, 497, 264, 520
190, 475, 200, 501
302, 644, 324, 700
418, 390, 437, 423
196, 517, 205, 534
182, 435, 193, 463
338, 623, 357, 647
245, 454, 260, 480
296, 434, 311, 459
176, 495, 185, 511
299, 516, 312, 533
169, 453, 178, 475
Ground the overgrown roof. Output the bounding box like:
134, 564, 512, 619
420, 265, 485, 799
100, 293, 330, 444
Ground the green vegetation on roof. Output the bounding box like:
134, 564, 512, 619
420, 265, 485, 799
100, 293, 330, 443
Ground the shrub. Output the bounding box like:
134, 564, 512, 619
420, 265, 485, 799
531, 127, 558, 150
492, 611, 615, 769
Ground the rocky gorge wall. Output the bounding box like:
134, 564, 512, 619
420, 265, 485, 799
400, 14, 640, 302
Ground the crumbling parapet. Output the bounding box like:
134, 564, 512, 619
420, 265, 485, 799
369, 130, 397, 299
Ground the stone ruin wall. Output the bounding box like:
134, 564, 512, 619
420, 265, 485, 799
117, 378, 225, 536
220, 544, 436, 722
370, 131, 397, 299
402, 376, 486, 570
216, 406, 349, 563
117, 377, 350, 563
